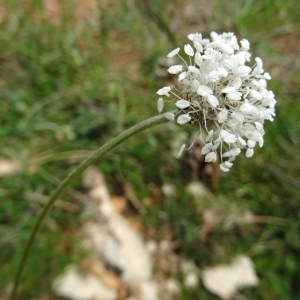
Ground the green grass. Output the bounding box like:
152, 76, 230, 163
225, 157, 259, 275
0, 0, 300, 299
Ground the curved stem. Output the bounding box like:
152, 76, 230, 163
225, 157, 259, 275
10, 114, 169, 299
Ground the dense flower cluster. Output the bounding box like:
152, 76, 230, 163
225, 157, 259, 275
157, 32, 276, 172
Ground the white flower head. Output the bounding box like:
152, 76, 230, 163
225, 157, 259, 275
156, 32, 276, 171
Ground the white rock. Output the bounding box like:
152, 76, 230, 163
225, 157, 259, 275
202, 255, 258, 299
53, 265, 117, 300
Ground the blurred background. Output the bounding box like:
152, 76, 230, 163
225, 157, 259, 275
0, 0, 299, 299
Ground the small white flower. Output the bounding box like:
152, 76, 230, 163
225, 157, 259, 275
168, 65, 183, 74
217, 109, 228, 123
240, 39, 250, 50
247, 140, 256, 148
237, 66, 251, 76
201, 143, 213, 155
222, 86, 242, 101
157, 97, 164, 113
164, 112, 175, 121
197, 85, 213, 97
176, 99, 191, 109
157, 86, 171, 96
207, 95, 219, 108
205, 152, 217, 162
167, 47, 180, 58
228, 92, 242, 101
250, 90, 263, 100
264, 72, 271, 80
246, 148, 254, 158
220, 161, 233, 172
188, 66, 200, 74
177, 114, 191, 125
223, 148, 241, 157
253, 57, 264, 75
221, 130, 237, 144
240, 103, 258, 115
195, 52, 202, 65
188, 32, 202, 41
184, 44, 195, 56
178, 72, 187, 81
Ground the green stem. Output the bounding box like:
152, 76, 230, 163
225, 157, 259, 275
10, 114, 169, 299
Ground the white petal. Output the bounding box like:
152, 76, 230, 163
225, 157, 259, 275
206, 130, 214, 140
258, 79, 267, 88
212, 41, 233, 54
240, 39, 250, 50
168, 65, 183, 74
207, 95, 219, 108
238, 136, 246, 146
237, 66, 251, 76
218, 67, 228, 77
178, 71, 187, 81
255, 57, 263, 69
207, 71, 220, 82
232, 78, 242, 89
247, 140, 256, 148
236, 52, 246, 64
220, 130, 237, 144
217, 109, 228, 123
164, 112, 175, 121
210, 31, 219, 40
205, 152, 217, 163
188, 32, 202, 41
222, 86, 235, 94
177, 114, 191, 125
156, 86, 171, 96
250, 90, 263, 100
223, 148, 241, 157
220, 161, 233, 172
184, 44, 194, 56
264, 72, 271, 80
197, 85, 212, 97
224, 161, 233, 168
188, 33, 195, 41
194, 41, 203, 53
157, 97, 164, 113
195, 52, 202, 66
167, 47, 180, 58
188, 66, 200, 74
220, 163, 229, 172
227, 92, 242, 101
255, 122, 264, 133
246, 148, 254, 158
221, 161, 233, 171
240, 103, 257, 114
191, 79, 200, 92
201, 143, 213, 155
231, 112, 244, 122
176, 99, 190, 109
252, 57, 264, 75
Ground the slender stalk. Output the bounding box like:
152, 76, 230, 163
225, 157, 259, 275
10, 114, 169, 299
